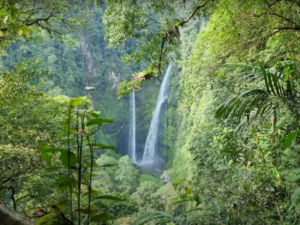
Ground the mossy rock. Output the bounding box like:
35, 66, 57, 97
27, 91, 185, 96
35, 214, 70, 225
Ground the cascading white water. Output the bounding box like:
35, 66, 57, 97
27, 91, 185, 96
129, 91, 137, 163
142, 64, 171, 164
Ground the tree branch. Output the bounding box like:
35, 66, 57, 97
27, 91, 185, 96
157, 1, 207, 76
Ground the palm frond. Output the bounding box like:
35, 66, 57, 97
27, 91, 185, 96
132, 211, 185, 225
216, 66, 298, 123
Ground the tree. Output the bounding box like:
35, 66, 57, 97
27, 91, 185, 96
0, 0, 93, 52
115, 156, 139, 193
103, 0, 210, 96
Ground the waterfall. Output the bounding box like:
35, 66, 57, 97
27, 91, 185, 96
142, 64, 172, 164
129, 91, 137, 163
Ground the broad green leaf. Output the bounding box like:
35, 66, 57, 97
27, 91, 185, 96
40, 147, 65, 153
60, 150, 77, 167
97, 163, 117, 168
59, 116, 75, 127
56, 176, 77, 186
52, 199, 68, 213
90, 214, 115, 222
40, 151, 52, 166
75, 207, 97, 215
94, 144, 116, 150
87, 118, 114, 126
46, 167, 64, 172
57, 131, 69, 137
90, 112, 100, 117
172, 198, 190, 205
61, 137, 75, 144
82, 189, 99, 196
284, 130, 299, 149
0, 30, 3, 37
70, 97, 83, 108
83, 174, 98, 179
85, 163, 116, 168
0, 8, 7, 18
93, 195, 124, 201
287, 174, 300, 183
56, 177, 77, 191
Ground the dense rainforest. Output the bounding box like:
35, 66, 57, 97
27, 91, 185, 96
1, 0, 300, 224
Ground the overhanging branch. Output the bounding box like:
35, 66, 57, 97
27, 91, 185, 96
157, 1, 207, 76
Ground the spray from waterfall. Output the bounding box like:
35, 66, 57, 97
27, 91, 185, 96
129, 91, 137, 163
142, 64, 171, 164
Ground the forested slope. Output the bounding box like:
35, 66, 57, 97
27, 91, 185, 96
1, 0, 300, 225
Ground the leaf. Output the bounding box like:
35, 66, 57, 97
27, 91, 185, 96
17, 29, 23, 35
0, 7, 7, 18
57, 131, 69, 137
40, 151, 52, 166
23, 26, 30, 38
51, 199, 68, 213
93, 195, 124, 201
46, 167, 64, 172
59, 116, 75, 127
82, 189, 99, 196
0, 30, 3, 37
93, 144, 116, 150
90, 112, 100, 117
56, 176, 77, 185
56, 176, 77, 191
75, 207, 97, 215
97, 163, 117, 168
284, 130, 299, 149
287, 174, 300, 183
90, 214, 115, 222
61, 137, 75, 144
40, 145, 65, 153
55, 199, 69, 207
87, 118, 114, 126
70, 97, 83, 108
60, 150, 77, 168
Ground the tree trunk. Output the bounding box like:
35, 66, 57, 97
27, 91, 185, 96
0, 204, 33, 225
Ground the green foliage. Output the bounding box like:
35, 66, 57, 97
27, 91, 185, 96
216, 66, 299, 124
36, 214, 70, 225
115, 156, 139, 193
103, 0, 210, 95
0, 0, 94, 51
139, 173, 163, 186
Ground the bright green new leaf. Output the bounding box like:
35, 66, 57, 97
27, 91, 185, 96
17, 29, 23, 35
70, 97, 83, 108
0, 8, 7, 18
82, 189, 99, 196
